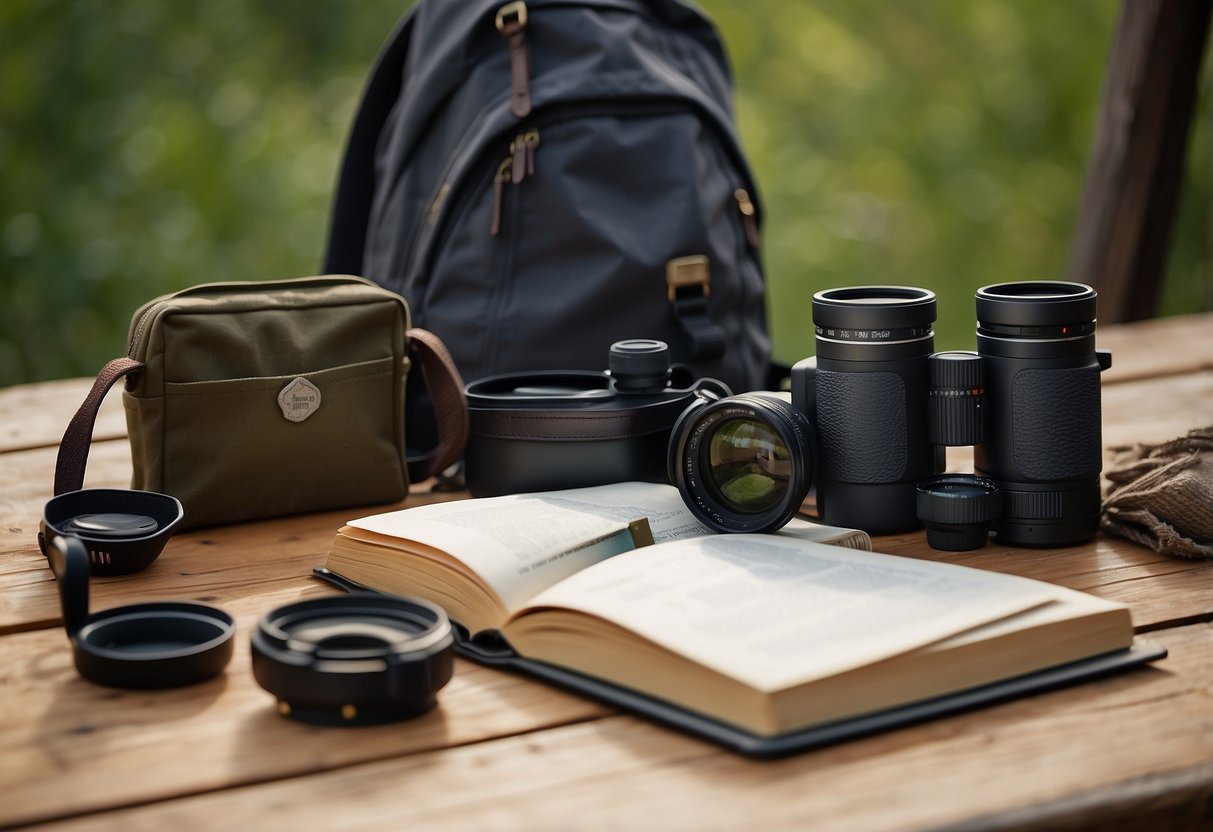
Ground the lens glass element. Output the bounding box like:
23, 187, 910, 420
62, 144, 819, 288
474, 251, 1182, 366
706, 418, 792, 514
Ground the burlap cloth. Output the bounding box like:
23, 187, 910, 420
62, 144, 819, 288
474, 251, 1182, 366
1102, 426, 1213, 559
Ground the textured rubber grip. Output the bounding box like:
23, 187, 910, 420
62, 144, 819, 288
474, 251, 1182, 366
816, 370, 907, 482
1011, 366, 1102, 481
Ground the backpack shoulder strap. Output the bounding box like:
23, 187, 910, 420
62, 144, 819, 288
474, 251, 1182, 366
322, 12, 416, 276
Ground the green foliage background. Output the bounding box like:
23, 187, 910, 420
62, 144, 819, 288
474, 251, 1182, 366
1, 0, 1209, 386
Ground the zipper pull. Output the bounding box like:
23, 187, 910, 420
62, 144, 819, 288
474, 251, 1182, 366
509, 128, 541, 184
510, 134, 527, 185
491, 157, 514, 236
495, 2, 532, 119
523, 128, 539, 176
734, 188, 761, 249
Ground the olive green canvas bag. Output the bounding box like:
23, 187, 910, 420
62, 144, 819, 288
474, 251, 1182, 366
54, 276, 467, 529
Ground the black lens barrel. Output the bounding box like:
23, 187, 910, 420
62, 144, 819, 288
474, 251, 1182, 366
973, 280, 1106, 547
809, 285, 941, 533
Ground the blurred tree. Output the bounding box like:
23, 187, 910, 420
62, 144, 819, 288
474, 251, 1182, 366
1, 0, 1208, 386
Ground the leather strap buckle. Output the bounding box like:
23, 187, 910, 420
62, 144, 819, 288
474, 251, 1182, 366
666, 255, 711, 303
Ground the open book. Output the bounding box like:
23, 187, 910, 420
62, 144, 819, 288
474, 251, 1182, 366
324, 482, 1151, 750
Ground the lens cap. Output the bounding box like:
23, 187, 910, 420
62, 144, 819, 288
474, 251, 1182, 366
47, 536, 235, 689
251, 595, 455, 726
41, 489, 184, 575
916, 475, 1002, 552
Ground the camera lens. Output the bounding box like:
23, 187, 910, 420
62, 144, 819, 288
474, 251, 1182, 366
668, 393, 815, 533
706, 417, 793, 514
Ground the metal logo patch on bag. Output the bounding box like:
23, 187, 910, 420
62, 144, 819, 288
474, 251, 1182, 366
278, 378, 322, 423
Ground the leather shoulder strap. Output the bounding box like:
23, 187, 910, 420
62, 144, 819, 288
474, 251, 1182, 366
54, 357, 144, 495
405, 328, 468, 483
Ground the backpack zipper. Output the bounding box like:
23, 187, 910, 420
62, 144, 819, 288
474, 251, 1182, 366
491, 128, 541, 235
410, 98, 757, 304
734, 188, 761, 250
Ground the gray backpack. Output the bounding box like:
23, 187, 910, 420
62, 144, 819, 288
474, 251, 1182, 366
323, 0, 770, 442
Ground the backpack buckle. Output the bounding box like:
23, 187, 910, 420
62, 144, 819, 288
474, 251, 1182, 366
666, 255, 711, 303
496, 1, 528, 32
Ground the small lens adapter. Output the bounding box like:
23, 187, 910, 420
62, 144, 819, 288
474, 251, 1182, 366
251, 595, 455, 726
668, 392, 815, 534
916, 475, 1001, 552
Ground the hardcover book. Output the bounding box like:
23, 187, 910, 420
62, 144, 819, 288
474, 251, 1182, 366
322, 482, 1161, 755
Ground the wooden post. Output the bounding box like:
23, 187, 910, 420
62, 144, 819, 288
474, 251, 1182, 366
1067, 0, 1211, 322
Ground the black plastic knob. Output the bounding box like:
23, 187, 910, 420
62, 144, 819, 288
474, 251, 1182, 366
608, 339, 671, 392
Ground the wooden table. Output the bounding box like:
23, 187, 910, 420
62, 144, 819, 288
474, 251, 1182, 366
2, 313, 1211, 831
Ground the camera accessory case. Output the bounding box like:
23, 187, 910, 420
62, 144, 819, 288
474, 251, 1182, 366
53, 277, 468, 531
251, 594, 455, 726
464, 340, 731, 497
40, 488, 184, 575
47, 536, 235, 689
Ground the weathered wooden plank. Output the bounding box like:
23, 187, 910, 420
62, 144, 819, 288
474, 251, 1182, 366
0, 585, 613, 829
0, 376, 126, 454
32, 623, 1213, 832
0, 462, 468, 635
1, 373, 1209, 636
0, 313, 1208, 455
1096, 312, 1213, 384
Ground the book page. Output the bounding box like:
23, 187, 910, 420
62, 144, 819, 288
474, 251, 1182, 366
345, 481, 869, 615
518, 534, 1060, 692
346, 490, 652, 612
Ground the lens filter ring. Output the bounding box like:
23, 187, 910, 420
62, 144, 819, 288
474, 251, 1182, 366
251, 594, 455, 726
812, 286, 937, 344
668, 393, 815, 534
916, 474, 1002, 552
976, 281, 1097, 335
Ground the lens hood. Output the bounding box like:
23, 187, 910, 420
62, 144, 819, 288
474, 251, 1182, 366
251, 594, 455, 726
41, 488, 184, 575
47, 536, 235, 689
